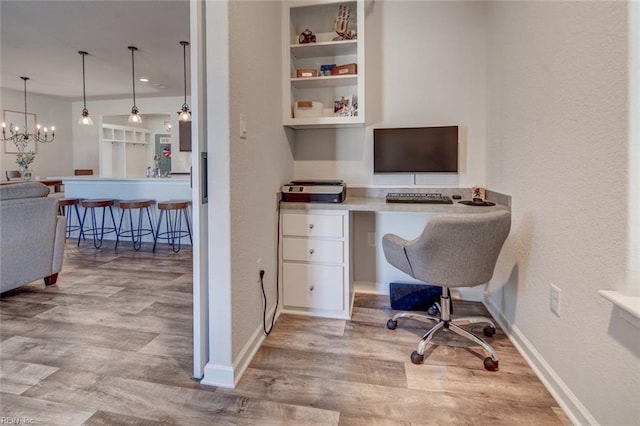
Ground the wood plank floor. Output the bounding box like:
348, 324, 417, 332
1, 240, 572, 425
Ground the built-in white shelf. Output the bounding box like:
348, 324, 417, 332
282, 0, 364, 129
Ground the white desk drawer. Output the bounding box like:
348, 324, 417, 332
282, 213, 343, 238
282, 238, 344, 263
283, 263, 343, 311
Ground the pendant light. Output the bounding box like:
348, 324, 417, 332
127, 46, 142, 124
178, 41, 191, 122
77, 51, 93, 125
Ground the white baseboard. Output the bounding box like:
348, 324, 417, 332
200, 303, 280, 389
484, 297, 597, 426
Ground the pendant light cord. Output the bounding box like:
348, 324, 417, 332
129, 46, 137, 109
82, 53, 87, 109
180, 41, 189, 110
22, 77, 28, 130
183, 43, 187, 105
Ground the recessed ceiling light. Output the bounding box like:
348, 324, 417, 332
139, 77, 149, 82
158, 85, 167, 89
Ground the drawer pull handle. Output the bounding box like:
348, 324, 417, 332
309, 224, 314, 229
309, 285, 314, 291
309, 249, 315, 255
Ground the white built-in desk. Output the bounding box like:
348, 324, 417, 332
279, 187, 511, 320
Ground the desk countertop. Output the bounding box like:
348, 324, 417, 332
280, 186, 511, 213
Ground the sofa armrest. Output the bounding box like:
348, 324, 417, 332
52, 215, 65, 274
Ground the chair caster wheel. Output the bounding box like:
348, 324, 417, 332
483, 357, 499, 371
410, 351, 424, 364
427, 304, 439, 316
386, 319, 397, 330
483, 325, 496, 337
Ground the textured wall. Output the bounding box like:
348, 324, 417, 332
1, 88, 73, 179
228, 0, 292, 358
485, 2, 638, 424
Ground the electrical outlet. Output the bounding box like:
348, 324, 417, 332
256, 257, 263, 282
367, 232, 377, 247
550, 283, 561, 317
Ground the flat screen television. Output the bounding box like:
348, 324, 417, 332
373, 126, 459, 173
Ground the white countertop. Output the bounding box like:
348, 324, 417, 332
51, 176, 190, 183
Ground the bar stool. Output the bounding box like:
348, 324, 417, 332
78, 199, 118, 249
57, 198, 84, 240
153, 200, 192, 253
116, 199, 156, 251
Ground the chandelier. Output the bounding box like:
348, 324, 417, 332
1, 77, 55, 149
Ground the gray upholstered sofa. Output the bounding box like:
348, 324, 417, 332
0, 182, 65, 293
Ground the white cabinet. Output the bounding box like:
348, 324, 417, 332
280, 210, 353, 319
100, 124, 153, 177
282, 0, 365, 128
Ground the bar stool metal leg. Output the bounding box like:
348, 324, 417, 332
153, 200, 192, 253
116, 200, 156, 251
78, 199, 118, 249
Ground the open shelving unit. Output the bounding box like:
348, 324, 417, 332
282, 0, 365, 129
100, 124, 153, 177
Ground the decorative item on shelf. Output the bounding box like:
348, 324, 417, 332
177, 41, 191, 122
333, 4, 356, 41
296, 69, 318, 78
16, 151, 35, 181
298, 28, 316, 44
334, 95, 357, 117
77, 51, 93, 125
2, 77, 56, 151
320, 64, 336, 76
127, 46, 142, 124
331, 63, 357, 76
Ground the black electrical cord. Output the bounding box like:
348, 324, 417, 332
261, 199, 282, 336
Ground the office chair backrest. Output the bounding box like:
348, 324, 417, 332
74, 169, 93, 176
5, 170, 21, 181
404, 211, 511, 288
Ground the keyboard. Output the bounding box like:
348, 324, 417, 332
385, 192, 453, 204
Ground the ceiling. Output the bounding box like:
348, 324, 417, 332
1, 0, 190, 101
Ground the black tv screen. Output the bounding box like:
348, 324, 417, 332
373, 126, 459, 173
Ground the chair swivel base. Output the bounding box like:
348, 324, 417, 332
386, 290, 499, 371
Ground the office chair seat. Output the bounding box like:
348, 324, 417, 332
383, 210, 511, 371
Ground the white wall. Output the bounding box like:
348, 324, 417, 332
485, 2, 638, 424
293, 0, 487, 189
1, 88, 73, 179
71, 96, 191, 175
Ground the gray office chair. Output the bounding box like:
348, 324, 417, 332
383, 210, 511, 371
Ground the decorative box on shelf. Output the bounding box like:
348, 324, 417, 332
331, 63, 357, 76
296, 69, 319, 78
294, 101, 324, 118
